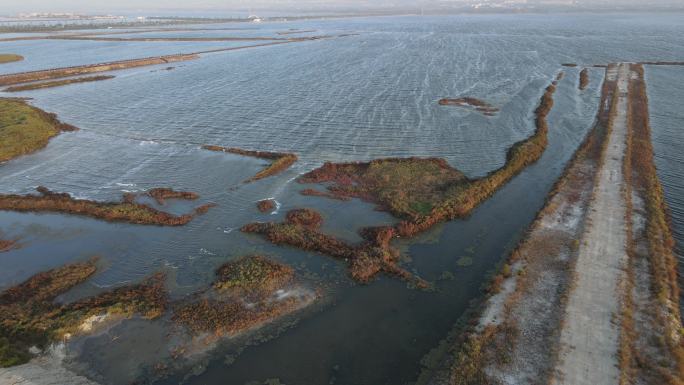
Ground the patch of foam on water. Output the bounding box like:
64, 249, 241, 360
199, 248, 215, 256
79, 314, 109, 333
70, 194, 94, 201
271, 199, 282, 215
139, 140, 160, 146
218, 226, 234, 234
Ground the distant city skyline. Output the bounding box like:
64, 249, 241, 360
2, 0, 683, 15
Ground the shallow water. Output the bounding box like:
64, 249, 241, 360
1, 12, 683, 385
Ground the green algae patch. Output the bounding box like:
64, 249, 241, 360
0, 186, 214, 226
456, 256, 474, 267
202, 145, 298, 182
0, 54, 23, 64
4, 75, 114, 92
0, 98, 78, 163
0, 259, 167, 367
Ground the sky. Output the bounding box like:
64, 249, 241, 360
2, 0, 683, 14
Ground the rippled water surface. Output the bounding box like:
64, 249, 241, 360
1, 13, 683, 385
645, 66, 684, 302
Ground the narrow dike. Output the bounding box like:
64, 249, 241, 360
551, 63, 631, 385
442, 63, 684, 385
442, 64, 621, 385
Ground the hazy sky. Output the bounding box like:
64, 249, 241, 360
2, 0, 682, 14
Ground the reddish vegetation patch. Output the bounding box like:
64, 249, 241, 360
0, 186, 213, 226
173, 255, 311, 336
624, 63, 684, 383
300, 188, 352, 201
285, 208, 323, 229
213, 255, 294, 297
298, 157, 468, 222
146, 188, 199, 205
439, 97, 500, 116
202, 145, 298, 182
579, 68, 589, 90
241, 209, 428, 287
0, 239, 19, 253
257, 199, 276, 213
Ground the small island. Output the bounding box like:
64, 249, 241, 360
257, 199, 276, 213
173, 255, 316, 337
438, 97, 500, 116
0, 186, 213, 226
0, 54, 23, 64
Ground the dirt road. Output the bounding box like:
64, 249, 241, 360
551, 63, 631, 385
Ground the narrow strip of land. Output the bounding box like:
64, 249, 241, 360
0, 38, 324, 87
445, 64, 620, 385
0, 54, 198, 86
551, 63, 630, 385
